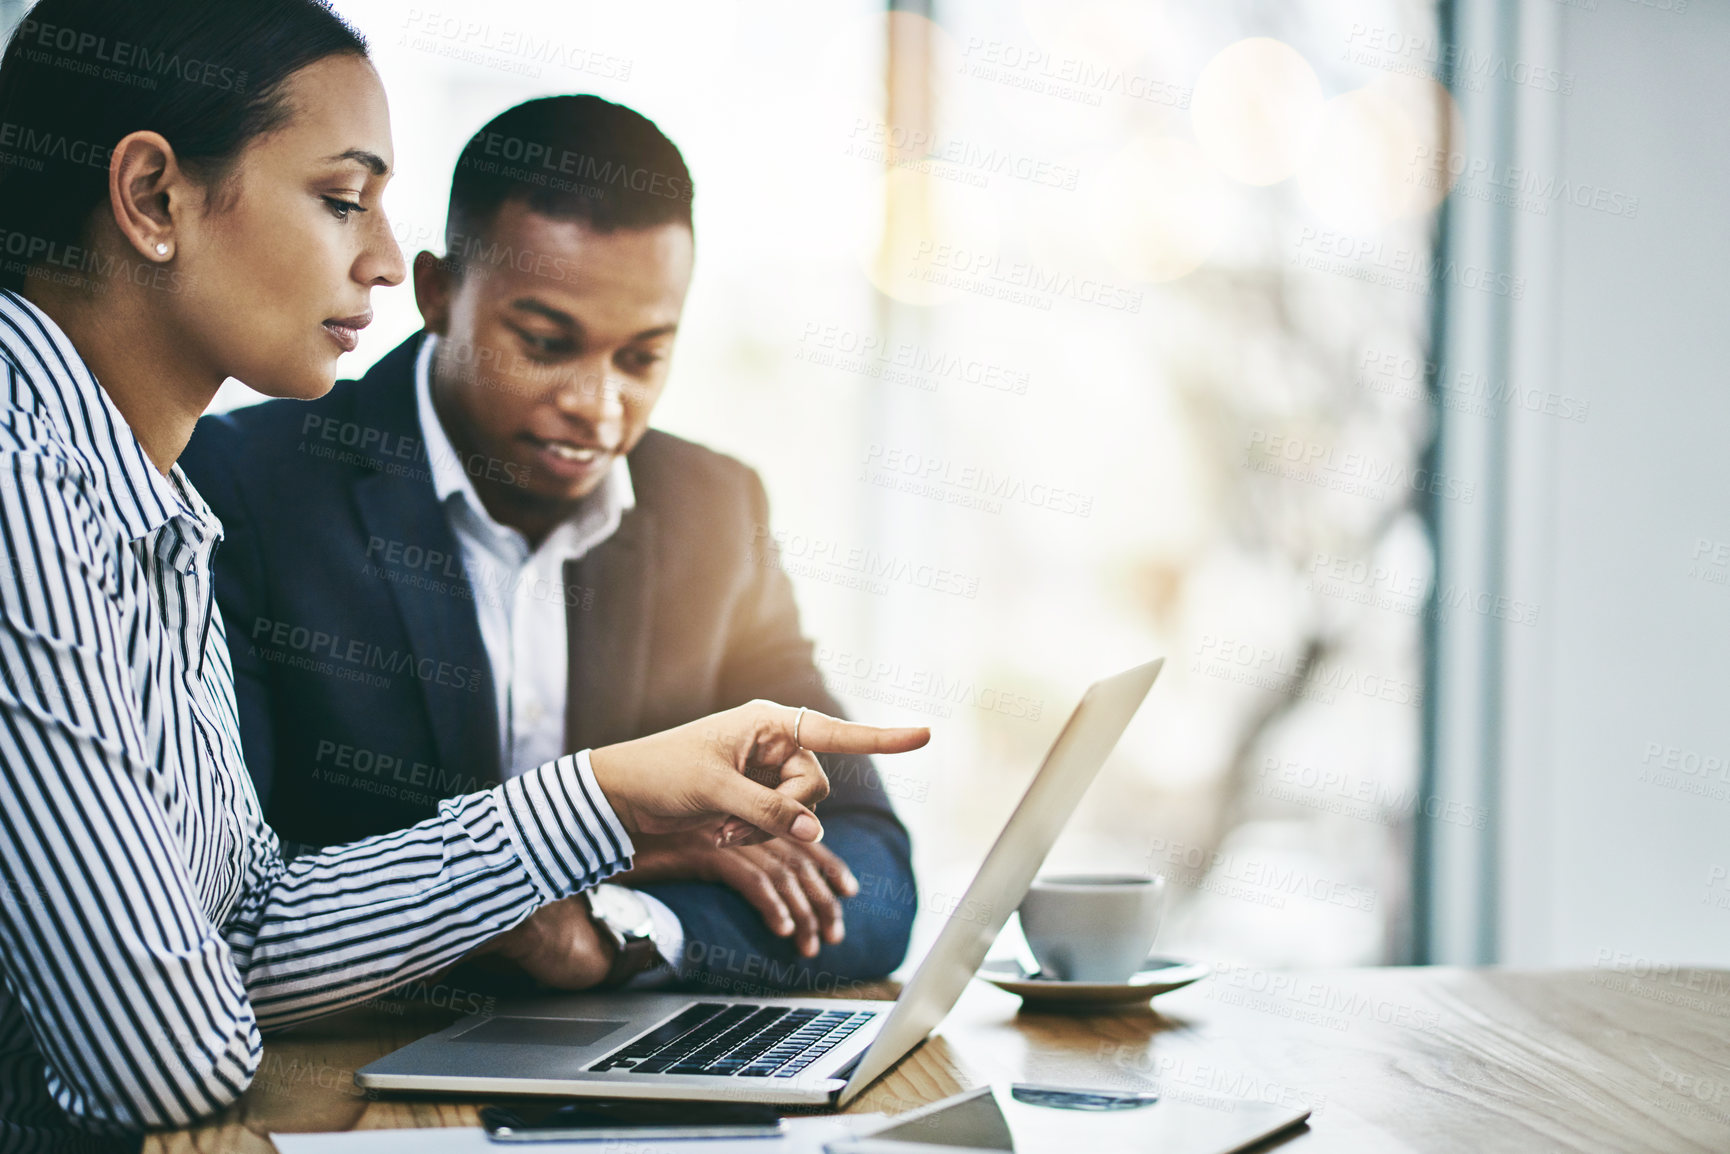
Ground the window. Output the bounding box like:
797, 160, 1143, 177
241, 0, 1449, 969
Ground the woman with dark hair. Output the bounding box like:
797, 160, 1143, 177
0, 1, 925, 1148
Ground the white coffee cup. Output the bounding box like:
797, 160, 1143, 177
1017, 873, 1166, 983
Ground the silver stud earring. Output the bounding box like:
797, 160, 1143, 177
155, 243, 169, 256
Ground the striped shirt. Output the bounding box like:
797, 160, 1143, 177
0, 291, 633, 1152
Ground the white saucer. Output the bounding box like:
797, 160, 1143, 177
976, 957, 1212, 1010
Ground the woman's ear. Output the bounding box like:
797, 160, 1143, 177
107, 130, 185, 264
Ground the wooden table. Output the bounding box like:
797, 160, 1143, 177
147, 966, 1730, 1153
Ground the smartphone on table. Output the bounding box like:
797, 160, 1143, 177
480, 1099, 785, 1143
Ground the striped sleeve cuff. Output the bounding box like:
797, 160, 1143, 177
494, 750, 635, 901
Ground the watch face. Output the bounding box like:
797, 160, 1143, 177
590, 885, 653, 937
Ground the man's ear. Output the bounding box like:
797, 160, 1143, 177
108, 130, 183, 262
413, 250, 455, 335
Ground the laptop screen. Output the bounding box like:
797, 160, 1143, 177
838, 659, 1163, 1102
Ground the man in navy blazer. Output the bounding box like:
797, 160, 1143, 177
181, 95, 915, 994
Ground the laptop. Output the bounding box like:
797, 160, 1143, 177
356, 658, 1164, 1107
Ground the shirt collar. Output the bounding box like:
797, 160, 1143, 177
0, 290, 217, 543
413, 333, 635, 552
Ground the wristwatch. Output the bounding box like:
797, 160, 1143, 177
584, 884, 662, 987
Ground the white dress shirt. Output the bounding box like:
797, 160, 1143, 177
414, 336, 684, 977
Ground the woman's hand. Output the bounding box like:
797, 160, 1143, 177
616, 834, 861, 958
588, 701, 928, 848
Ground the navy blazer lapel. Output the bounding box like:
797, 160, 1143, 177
564, 508, 657, 752
349, 338, 501, 785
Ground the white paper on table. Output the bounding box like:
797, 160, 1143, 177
270, 1113, 888, 1154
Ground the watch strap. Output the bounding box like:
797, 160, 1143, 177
586, 889, 663, 987
603, 933, 661, 987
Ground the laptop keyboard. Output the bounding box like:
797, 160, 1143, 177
589, 1003, 877, 1078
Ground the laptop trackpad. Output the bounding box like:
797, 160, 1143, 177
455, 1017, 629, 1047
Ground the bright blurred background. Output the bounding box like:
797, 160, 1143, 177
301, 0, 1451, 973
8, 0, 1717, 972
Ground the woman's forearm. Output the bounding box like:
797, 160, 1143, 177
224, 751, 631, 1030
